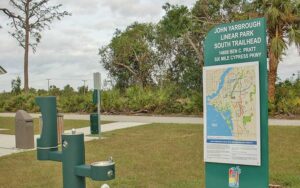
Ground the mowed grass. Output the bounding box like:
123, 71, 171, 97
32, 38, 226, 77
0, 124, 299, 188
269, 126, 300, 187
0, 116, 111, 135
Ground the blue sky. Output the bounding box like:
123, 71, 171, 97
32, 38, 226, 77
0, 0, 299, 91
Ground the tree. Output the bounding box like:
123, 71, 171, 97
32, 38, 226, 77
0, 0, 71, 93
11, 76, 22, 95
63, 84, 74, 95
78, 85, 88, 95
157, 1, 244, 69
158, 3, 204, 66
49, 85, 60, 96
154, 4, 205, 93
158, 1, 248, 67
254, 0, 300, 102
157, 1, 246, 90
99, 22, 158, 89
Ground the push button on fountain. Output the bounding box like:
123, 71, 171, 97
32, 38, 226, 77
62, 140, 68, 148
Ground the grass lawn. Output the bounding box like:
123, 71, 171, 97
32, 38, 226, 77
0, 117, 111, 135
0, 124, 299, 188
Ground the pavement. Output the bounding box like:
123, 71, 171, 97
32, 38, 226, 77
1, 113, 300, 126
0, 121, 148, 157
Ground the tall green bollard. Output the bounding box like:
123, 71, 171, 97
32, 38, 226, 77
36, 96, 59, 160
91, 89, 101, 138
36, 96, 115, 188
62, 132, 86, 188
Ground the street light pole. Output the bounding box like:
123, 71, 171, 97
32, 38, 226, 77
82, 80, 87, 95
47, 79, 51, 91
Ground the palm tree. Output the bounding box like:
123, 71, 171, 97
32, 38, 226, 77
255, 0, 300, 102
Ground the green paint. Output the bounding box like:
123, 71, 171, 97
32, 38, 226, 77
204, 18, 269, 188
93, 89, 98, 104
92, 89, 102, 138
250, 88, 256, 101
90, 113, 99, 134
62, 133, 86, 188
36, 96, 59, 161
243, 116, 252, 125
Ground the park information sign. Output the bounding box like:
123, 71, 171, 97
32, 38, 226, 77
203, 18, 269, 188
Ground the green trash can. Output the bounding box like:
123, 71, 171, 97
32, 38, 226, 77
90, 113, 99, 134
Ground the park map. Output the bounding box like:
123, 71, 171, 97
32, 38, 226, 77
204, 62, 261, 166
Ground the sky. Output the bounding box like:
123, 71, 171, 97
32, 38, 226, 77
0, 0, 299, 92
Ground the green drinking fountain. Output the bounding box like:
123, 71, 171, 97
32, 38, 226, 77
36, 96, 115, 188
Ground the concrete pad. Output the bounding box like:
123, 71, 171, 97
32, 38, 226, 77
0, 134, 31, 157
268, 119, 300, 126
0, 148, 20, 156
102, 122, 149, 132
0, 121, 149, 157
64, 122, 148, 135
64, 122, 149, 142
0, 134, 16, 149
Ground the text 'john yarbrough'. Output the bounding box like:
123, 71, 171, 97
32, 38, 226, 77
214, 21, 262, 34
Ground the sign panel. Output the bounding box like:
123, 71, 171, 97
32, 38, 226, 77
204, 62, 260, 166
93, 72, 101, 90
204, 17, 268, 188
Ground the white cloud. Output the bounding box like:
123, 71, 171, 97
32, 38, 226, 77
278, 45, 300, 81
100, 0, 161, 17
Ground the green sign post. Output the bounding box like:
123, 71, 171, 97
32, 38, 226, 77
203, 18, 268, 188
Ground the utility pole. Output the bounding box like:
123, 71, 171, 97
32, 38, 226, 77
82, 80, 87, 95
298, 71, 300, 80
47, 79, 51, 91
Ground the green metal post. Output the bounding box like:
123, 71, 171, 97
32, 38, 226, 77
97, 89, 101, 138
90, 113, 99, 134
36, 96, 59, 160
91, 89, 101, 137
62, 132, 86, 188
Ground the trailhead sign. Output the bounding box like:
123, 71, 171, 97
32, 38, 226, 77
203, 18, 269, 188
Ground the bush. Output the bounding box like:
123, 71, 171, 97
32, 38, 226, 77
0, 90, 96, 113
274, 79, 300, 115
101, 85, 203, 115
0, 80, 299, 116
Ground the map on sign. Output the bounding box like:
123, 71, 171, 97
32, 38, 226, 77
203, 62, 261, 166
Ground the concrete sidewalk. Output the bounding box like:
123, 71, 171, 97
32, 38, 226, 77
0, 121, 148, 157
1, 113, 300, 126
